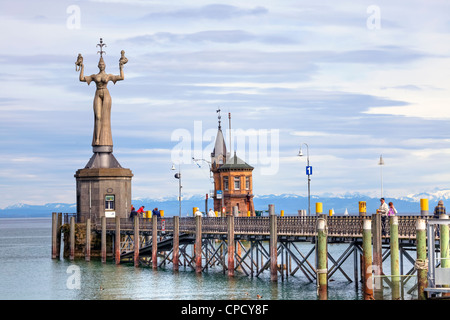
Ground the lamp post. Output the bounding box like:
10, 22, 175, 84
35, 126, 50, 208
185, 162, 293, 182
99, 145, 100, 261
378, 154, 384, 198
298, 143, 311, 216
171, 164, 182, 217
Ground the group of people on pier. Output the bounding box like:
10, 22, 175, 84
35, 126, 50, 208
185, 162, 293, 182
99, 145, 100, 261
129, 205, 161, 220
377, 197, 446, 235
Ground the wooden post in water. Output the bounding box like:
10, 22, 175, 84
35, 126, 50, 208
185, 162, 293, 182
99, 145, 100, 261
152, 216, 158, 269
85, 218, 91, 262
115, 216, 120, 265
70, 216, 75, 261
416, 218, 428, 300
173, 216, 180, 272
101, 216, 106, 263
269, 206, 277, 282
390, 216, 400, 299
317, 217, 327, 300
56, 213, 62, 259
440, 214, 449, 268
227, 214, 235, 277
195, 215, 202, 273
362, 218, 373, 300
440, 214, 449, 295
372, 213, 383, 297
52, 212, 58, 259
134, 215, 140, 267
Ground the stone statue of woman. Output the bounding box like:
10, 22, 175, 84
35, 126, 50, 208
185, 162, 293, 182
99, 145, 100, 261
77, 48, 127, 147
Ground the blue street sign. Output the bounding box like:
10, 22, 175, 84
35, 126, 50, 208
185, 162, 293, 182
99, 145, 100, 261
306, 166, 312, 175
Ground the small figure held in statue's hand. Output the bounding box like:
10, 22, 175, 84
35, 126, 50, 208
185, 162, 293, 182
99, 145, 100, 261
75, 53, 83, 71
119, 50, 128, 67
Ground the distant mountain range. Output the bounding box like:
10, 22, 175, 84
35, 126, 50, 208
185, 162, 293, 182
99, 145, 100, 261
2, 189, 450, 218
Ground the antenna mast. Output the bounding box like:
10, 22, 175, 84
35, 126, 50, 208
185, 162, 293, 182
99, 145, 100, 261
228, 112, 232, 155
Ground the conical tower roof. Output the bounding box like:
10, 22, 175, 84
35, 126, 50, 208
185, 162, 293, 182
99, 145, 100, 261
211, 126, 227, 159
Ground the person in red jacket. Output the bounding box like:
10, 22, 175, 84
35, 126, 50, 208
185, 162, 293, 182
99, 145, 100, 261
137, 206, 145, 217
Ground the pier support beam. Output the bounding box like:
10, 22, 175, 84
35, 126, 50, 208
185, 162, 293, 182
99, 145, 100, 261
440, 214, 449, 295
227, 214, 235, 277
416, 218, 427, 300
70, 216, 75, 261
101, 216, 106, 263
195, 215, 202, 273
56, 213, 62, 259
152, 216, 158, 269
173, 216, 179, 272
115, 216, 120, 265
269, 209, 277, 282
390, 216, 400, 299
363, 218, 373, 300
134, 216, 139, 267
85, 218, 91, 262
317, 217, 328, 300
52, 212, 58, 259
372, 213, 383, 297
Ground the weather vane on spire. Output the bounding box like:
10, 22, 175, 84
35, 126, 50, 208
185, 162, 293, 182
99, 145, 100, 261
216, 108, 222, 129
97, 38, 107, 57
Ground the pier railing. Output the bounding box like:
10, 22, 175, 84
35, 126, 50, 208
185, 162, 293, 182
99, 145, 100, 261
85, 215, 430, 239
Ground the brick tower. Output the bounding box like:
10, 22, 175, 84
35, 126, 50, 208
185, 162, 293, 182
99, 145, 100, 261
211, 110, 255, 216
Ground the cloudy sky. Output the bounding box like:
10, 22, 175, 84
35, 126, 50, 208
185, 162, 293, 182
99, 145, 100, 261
1, 0, 450, 209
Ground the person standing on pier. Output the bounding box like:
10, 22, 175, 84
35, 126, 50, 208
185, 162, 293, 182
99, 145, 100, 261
388, 202, 397, 216
377, 198, 389, 235
152, 207, 160, 218
434, 200, 446, 218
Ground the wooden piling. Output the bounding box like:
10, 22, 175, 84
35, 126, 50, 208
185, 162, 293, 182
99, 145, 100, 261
416, 218, 427, 300
115, 216, 120, 265
152, 216, 158, 269
195, 215, 202, 273
440, 214, 449, 268
317, 217, 327, 300
440, 214, 449, 295
390, 216, 400, 299
101, 216, 106, 263
362, 218, 373, 300
173, 216, 180, 272
85, 218, 91, 262
269, 212, 277, 282
134, 216, 139, 267
52, 212, 57, 259
70, 216, 75, 261
56, 213, 62, 259
227, 214, 235, 277
372, 213, 383, 296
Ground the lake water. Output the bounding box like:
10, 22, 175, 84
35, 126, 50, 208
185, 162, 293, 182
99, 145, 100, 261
0, 218, 419, 303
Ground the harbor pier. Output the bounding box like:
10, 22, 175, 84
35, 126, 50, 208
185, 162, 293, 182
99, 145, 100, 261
51, 204, 449, 299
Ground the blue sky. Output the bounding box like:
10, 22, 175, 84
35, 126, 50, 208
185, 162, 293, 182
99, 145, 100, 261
1, 1, 450, 209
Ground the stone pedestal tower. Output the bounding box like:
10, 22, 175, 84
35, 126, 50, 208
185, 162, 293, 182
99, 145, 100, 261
74, 39, 133, 223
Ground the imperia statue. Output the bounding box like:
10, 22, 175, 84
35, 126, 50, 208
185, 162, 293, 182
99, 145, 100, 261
76, 38, 127, 147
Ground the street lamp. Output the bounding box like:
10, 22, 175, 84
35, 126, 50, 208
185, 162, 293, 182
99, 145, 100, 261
378, 154, 384, 198
298, 143, 311, 216
171, 164, 182, 217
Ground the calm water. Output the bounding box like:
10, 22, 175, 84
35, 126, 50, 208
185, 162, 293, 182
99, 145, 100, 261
0, 218, 419, 300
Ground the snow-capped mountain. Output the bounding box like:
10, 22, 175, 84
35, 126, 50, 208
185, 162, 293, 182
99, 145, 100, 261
2, 189, 449, 218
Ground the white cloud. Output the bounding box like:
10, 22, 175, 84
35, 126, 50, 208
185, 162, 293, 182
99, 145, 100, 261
0, 1, 449, 209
